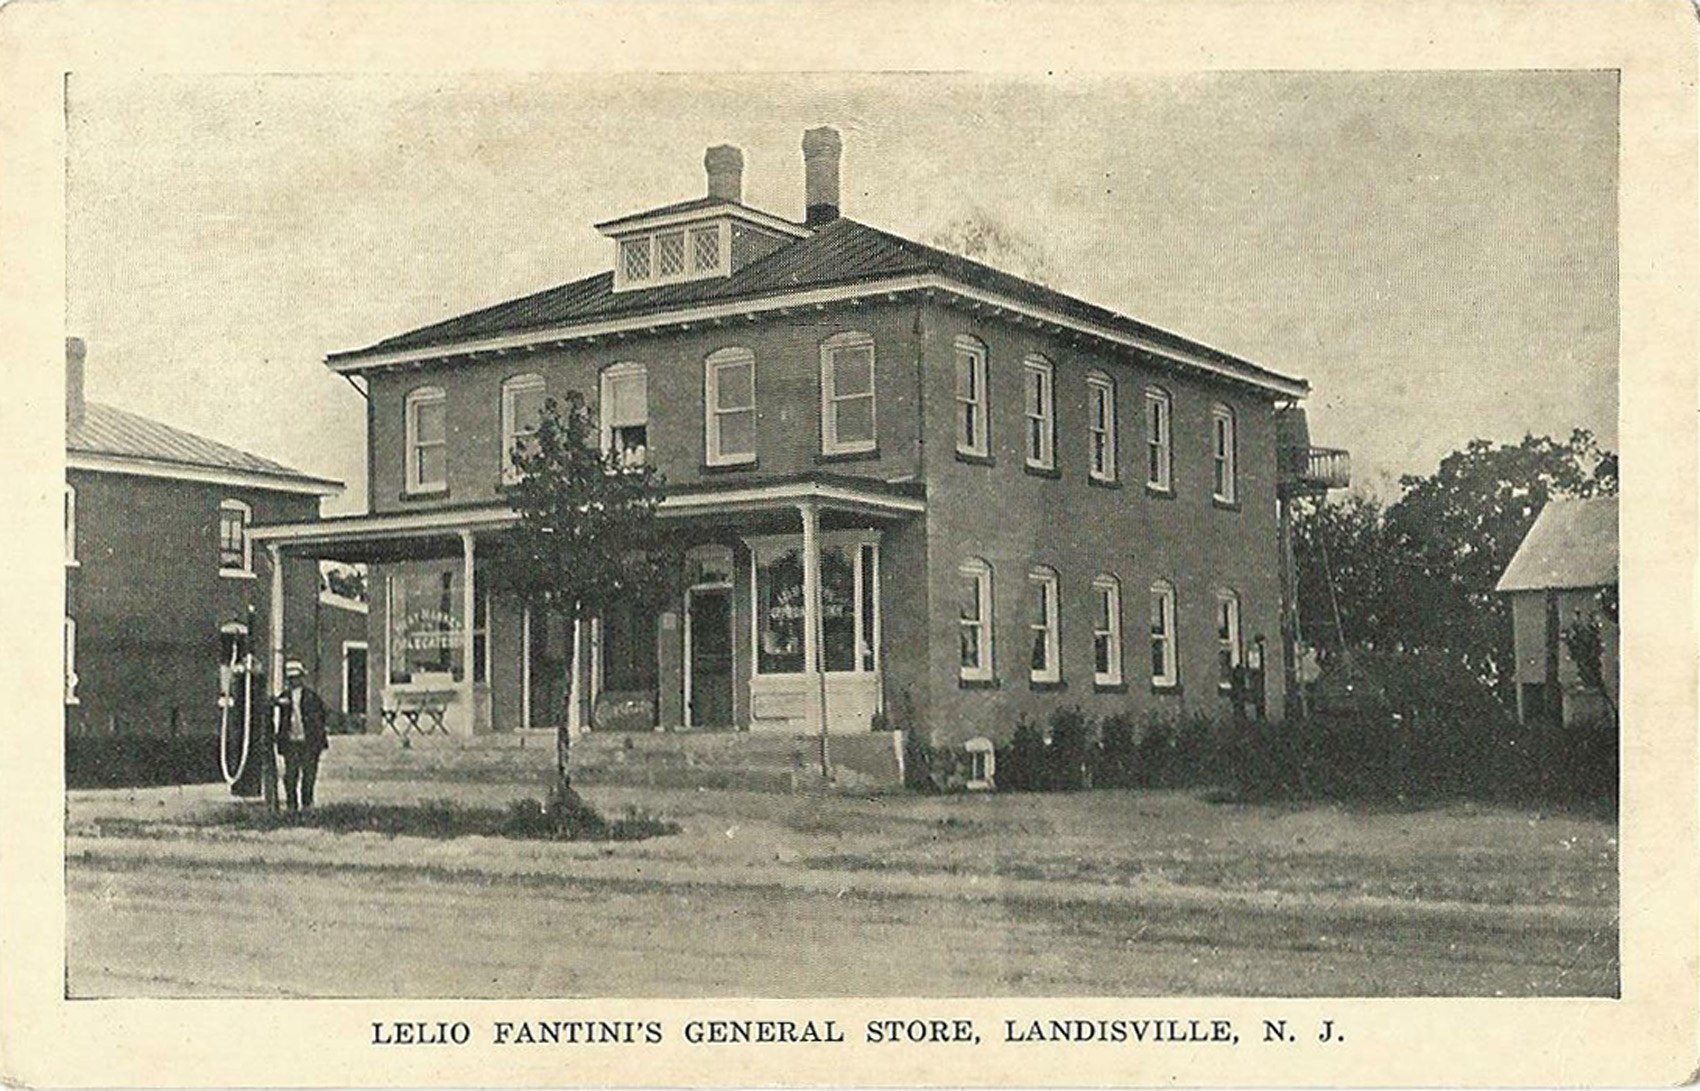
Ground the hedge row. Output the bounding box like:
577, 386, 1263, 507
66, 733, 225, 789
902, 703, 1617, 807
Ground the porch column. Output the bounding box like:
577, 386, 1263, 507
799, 501, 828, 770
267, 543, 284, 687
460, 530, 476, 734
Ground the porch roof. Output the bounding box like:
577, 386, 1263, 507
249, 472, 925, 560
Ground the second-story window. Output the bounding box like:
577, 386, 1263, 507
1088, 371, 1117, 482
1212, 403, 1238, 504
954, 336, 989, 458
705, 347, 756, 466
405, 386, 448, 493
501, 373, 546, 484
64, 483, 77, 566
1145, 386, 1172, 492
218, 499, 252, 576
821, 332, 876, 455
600, 362, 649, 469
1023, 355, 1055, 470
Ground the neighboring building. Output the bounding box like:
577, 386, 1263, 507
316, 581, 370, 727
1496, 493, 1620, 727
64, 338, 343, 738
254, 128, 1316, 747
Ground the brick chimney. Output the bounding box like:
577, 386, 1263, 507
705, 144, 743, 202
802, 126, 842, 225
66, 337, 85, 432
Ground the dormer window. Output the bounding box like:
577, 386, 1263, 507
612, 221, 733, 290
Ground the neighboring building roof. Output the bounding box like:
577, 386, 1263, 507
67, 401, 342, 496
1496, 494, 1619, 593
328, 217, 1307, 395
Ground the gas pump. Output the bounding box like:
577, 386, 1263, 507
218, 608, 277, 804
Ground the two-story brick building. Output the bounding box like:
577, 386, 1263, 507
252, 129, 1310, 747
64, 338, 342, 742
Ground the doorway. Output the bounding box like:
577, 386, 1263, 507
686, 587, 734, 729
342, 642, 369, 716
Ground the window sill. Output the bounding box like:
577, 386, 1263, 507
1145, 484, 1177, 500
701, 459, 758, 475
954, 450, 996, 468
958, 675, 999, 690
1212, 496, 1242, 512
816, 447, 880, 465
65, 559, 80, 568
1150, 682, 1184, 696
399, 487, 451, 503
220, 569, 258, 581
1023, 463, 1060, 480
1029, 678, 1066, 692
1088, 475, 1122, 490
1093, 679, 1129, 693
64, 698, 80, 707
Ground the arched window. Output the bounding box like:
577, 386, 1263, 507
1022, 354, 1055, 469
1211, 403, 1238, 504
404, 386, 448, 493
64, 615, 78, 705
1092, 574, 1123, 686
1216, 589, 1243, 691
600, 362, 649, 469
218, 499, 252, 576
1028, 564, 1061, 683
958, 557, 994, 682
820, 331, 876, 455
1087, 371, 1117, 482
500, 372, 546, 484
64, 483, 77, 565
704, 348, 755, 466
1149, 579, 1178, 688
954, 336, 989, 458
1145, 386, 1172, 492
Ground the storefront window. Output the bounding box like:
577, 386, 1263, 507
821, 547, 857, 672
388, 564, 463, 684
755, 548, 805, 674
753, 538, 880, 676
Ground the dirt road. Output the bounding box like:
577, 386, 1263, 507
68, 851, 1615, 998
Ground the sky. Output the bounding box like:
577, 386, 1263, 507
67, 71, 1618, 513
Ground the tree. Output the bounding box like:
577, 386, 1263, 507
924, 206, 1056, 287
1294, 430, 1616, 703
483, 391, 681, 808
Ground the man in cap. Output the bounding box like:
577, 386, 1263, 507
273, 660, 329, 813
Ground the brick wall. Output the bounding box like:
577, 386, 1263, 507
65, 470, 321, 737
365, 301, 926, 515
914, 303, 1285, 745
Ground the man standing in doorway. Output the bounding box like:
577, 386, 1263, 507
273, 660, 329, 813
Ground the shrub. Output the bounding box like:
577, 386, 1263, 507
1096, 712, 1139, 788
997, 717, 1048, 792
1046, 706, 1094, 791
66, 732, 223, 789
189, 797, 680, 841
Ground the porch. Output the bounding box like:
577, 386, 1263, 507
249, 475, 924, 739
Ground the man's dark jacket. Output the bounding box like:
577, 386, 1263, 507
274, 686, 330, 753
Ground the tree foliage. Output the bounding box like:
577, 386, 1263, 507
482, 391, 681, 798
484, 391, 681, 622
1293, 430, 1617, 702
924, 206, 1056, 287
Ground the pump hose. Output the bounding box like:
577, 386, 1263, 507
219, 647, 253, 788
